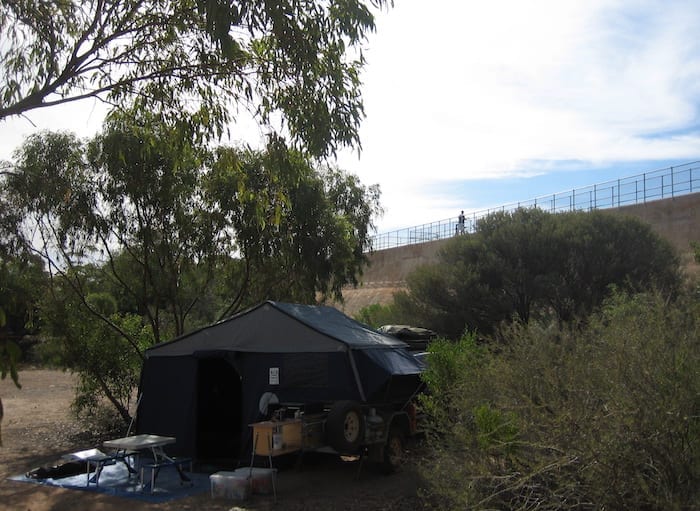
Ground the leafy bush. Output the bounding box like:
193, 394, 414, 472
354, 303, 403, 328
67, 311, 151, 428
472, 404, 519, 452
418, 334, 486, 436
396, 209, 681, 338
41, 288, 152, 429
419, 291, 700, 510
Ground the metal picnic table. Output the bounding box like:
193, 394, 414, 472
102, 434, 191, 492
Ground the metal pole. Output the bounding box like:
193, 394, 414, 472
671, 166, 674, 198
594, 184, 597, 209
662, 175, 665, 199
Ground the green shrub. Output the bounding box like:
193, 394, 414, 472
67, 311, 151, 428
473, 404, 519, 452
419, 291, 700, 511
418, 334, 486, 436
41, 287, 152, 430
354, 302, 411, 328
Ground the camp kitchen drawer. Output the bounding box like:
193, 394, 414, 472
251, 419, 303, 456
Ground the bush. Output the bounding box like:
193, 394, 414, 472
419, 291, 700, 510
66, 311, 150, 427
418, 334, 486, 437
41, 287, 151, 429
354, 303, 404, 328
396, 209, 681, 338
472, 404, 518, 452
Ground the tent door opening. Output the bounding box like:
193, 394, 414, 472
196, 357, 242, 463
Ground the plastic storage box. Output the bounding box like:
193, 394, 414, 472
234, 467, 277, 495
210, 471, 250, 500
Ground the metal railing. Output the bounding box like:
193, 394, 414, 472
370, 161, 699, 251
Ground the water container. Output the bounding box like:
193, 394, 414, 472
272, 432, 283, 451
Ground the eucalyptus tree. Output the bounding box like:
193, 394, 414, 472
2, 113, 381, 346
206, 141, 381, 316
0, 0, 390, 157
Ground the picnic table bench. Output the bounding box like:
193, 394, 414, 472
63, 434, 191, 492
103, 434, 191, 492
62, 447, 138, 487
140, 456, 192, 492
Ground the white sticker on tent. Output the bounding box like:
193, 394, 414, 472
269, 367, 280, 385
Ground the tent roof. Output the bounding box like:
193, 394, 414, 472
146, 301, 408, 357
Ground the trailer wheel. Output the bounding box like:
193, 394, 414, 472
326, 401, 365, 453
381, 426, 405, 474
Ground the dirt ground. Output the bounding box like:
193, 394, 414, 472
0, 368, 427, 511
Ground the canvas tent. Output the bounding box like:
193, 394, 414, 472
136, 301, 424, 463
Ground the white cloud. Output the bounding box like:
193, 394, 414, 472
0, 99, 110, 161
2, 1, 699, 233
330, 0, 700, 231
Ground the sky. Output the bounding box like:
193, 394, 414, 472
2, 0, 700, 234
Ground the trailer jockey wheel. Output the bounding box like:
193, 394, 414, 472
326, 401, 365, 453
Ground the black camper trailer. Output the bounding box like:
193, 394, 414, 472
135, 301, 424, 467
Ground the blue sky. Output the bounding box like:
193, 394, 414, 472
337, 0, 700, 231
2, 0, 699, 234
424, 158, 696, 215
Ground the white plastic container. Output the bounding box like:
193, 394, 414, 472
210, 471, 250, 500
272, 431, 283, 450
234, 467, 277, 495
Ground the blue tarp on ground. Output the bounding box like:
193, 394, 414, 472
11, 462, 210, 503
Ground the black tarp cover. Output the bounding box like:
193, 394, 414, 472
136, 301, 424, 461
